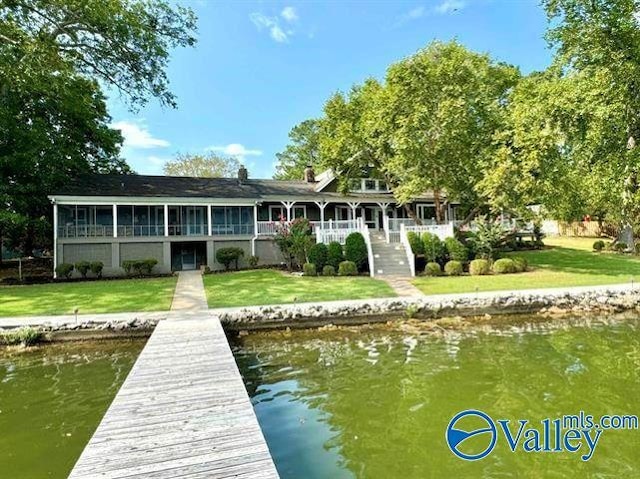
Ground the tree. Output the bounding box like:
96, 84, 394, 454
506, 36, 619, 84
164, 153, 241, 178
274, 119, 322, 180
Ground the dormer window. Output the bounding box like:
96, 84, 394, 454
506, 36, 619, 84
349, 178, 391, 193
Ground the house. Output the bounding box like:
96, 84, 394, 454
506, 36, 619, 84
48, 166, 459, 277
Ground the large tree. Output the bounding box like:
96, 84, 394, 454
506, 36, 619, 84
0, 0, 197, 254
274, 119, 322, 180
163, 153, 241, 178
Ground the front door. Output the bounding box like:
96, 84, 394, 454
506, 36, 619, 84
180, 246, 196, 270
363, 206, 380, 230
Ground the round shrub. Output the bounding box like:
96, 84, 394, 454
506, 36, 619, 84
614, 242, 627, 252
425, 262, 442, 276
445, 237, 468, 262
55, 263, 74, 279
492, 258, 516, 274
338, 260, 357, 276
512, 256, 528, 273
303, 262, 317, 276
422, 233, 445, 263
345, 232, 368, 271
322, 265, 336, 276
327, 241, 344, 269
469, 259, 491, 276
216, 247, 244, 270
592, 240, 605, 252
74, 261, 91, 279
444, 260, 463, 276
407, 231, 424, 255
247, 255, 260, 268
89, 261, 104, 278
308, 243, 328, 270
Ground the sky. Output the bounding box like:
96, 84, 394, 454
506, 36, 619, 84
107, 0, 553, 179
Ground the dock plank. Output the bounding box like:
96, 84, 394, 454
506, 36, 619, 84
68, 316, 279, 479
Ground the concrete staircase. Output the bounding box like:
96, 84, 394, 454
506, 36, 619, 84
369, 231, 412, 277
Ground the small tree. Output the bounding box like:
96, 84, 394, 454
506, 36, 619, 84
345, 232, 368, 271
216, 247, 244, 270
274, 217, 314, 270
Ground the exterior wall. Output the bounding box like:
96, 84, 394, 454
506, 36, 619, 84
120, 242, 164, 268
255, 239, 282, 266
210, 240, 253, 271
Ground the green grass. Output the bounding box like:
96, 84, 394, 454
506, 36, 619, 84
413, 236, 640, 296
0, 277, 178, 317
203, 269, 396, 308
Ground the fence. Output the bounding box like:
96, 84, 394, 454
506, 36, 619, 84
542, 220, 619, 238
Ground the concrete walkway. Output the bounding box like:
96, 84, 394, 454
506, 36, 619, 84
383, 276, 424, 297
170, 270, 208, 311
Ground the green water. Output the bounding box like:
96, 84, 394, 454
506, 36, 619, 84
0, 339, 144, 478
232, 315, 640, 478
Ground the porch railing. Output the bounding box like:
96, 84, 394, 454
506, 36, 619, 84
404, 222, 455, 240
315, 218, 365, 244
117, 225, 164, 237
256, 219, 356, 236
58, 225, 113, 238
167, 224, 207, 236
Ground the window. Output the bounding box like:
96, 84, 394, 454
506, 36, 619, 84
211, 206, 254, 235
293, 205, 307, 219
269, 205, 285, 221
417, 204, 437, 222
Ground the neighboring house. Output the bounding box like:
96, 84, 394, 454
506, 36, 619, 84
49, 166, 459, 277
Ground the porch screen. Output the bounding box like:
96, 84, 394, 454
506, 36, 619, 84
211, 206, 254, 235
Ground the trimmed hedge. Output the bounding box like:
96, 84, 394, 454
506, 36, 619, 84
338, 260, 357, 276
469, 259, 491, 276
322, 265, 336, 276
55, 263, 74, 279
122, 258, 159, 276
422, 233, 445, 263
425, 262, 442, 276
303, 262, 317, 276
492, 258, 516, 274
445, 237, 468, 262
327, 242, 344, 269
74, 261, 91, 279
345, 232, 368, 271
216, 247, 244, 270
308, 243, 328, 270
90, 261, 104, 278
592, 240, 605, 252
512, 256, 528, 273
444, 260, 463, 276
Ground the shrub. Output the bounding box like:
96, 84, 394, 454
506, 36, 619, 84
444, 260, 463, 276
338, 260, 357, 276
407, 231, 424, 255
0, 327, 43, 346
492, 258, 516, 274
274, 217, 313, 270
55, 263, 74, 279
203, 265, 212, 274
345, 232, 368, 271
322, 265, 336, 276
140, 258, 158, 275
74, 261, 91, 279
425, 262, 442, 276
636, 243, 640, 255
122, 260, 135, 276
512, 257, 528, 273
216, 247, 244, 270
89, 261, 104, 278
247, 255, 260, 268
614, 242, 627, 252
593, 240, 605, 252
470, 216, 508, 259
327, 241, 344, 269
469, 259, 491, 275
422, 233, 445, 263
303, 262, 317, 276
308, 243, 328, 270
444, 237, 468, 262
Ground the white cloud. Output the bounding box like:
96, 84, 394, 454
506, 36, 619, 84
281, 6, 298, 22
393, 5, 427, 27
250, 12, 290, 43
435, 0, 465, 14
111, 120, 170, 149
207, 143, 263, 162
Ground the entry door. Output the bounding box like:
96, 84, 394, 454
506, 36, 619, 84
181, 246, 196, 270
363, 206, 380, 229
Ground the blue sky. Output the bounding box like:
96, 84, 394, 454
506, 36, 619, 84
107, 0, 552, 178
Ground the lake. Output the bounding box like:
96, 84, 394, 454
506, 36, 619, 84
232, 314, 640, 478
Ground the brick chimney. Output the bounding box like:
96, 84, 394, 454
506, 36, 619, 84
303, 165, 315, 183
238, 165, 248, 182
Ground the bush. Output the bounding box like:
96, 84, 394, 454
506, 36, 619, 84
0, 327, 43, 346
422, 233, 445, 263
74, 261, 91, 279
492, 258, 516, 274
512, 257, 528, 273
345, 232, 368, 271
322, 265, 336, 276
122, 260, 135, 276
444, 260, 463, 276
303, 262, 317, 276
593, 240, 605, 252
122, 258, 159, 276
55, 263, 74, 279
469, 259, 491, 275
308, 243, 328, 270
425, 262, 442, 276
216, 247, 244, 270
247, 255, 260, 268
89, 261, 104, 278
407, 231, 424, 255
614, 242, 627, 252
445, 237, 468, 262
338, 260, 357, 276
327, 242, 344, 269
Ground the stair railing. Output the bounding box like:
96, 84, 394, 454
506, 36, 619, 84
399, 223, 416, 277
359, 221, 376, 277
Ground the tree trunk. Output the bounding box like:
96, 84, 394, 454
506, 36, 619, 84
403, 204, 422, 225
434, 189, 444, 224
458, 206, 482, 228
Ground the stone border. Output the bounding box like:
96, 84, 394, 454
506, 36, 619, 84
218, 283, 640, 330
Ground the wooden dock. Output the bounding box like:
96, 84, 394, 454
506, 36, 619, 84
69, 316, 279, 478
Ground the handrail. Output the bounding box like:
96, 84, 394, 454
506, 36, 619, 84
399, 223, 416, 277
360, 223, 376, 277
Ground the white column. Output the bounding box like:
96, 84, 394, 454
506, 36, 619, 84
113, 204, 118, 238
252, 203, 258, 255
52, 202, 58, 279
314, 201, 327, 229
281, 200, 295, 221
207, 205, 212, 236
164, 204, 169, 237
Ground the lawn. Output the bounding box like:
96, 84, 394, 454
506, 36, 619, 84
0, 277, 178, 317
203, 269, 396, 308
413, 236, 640, 296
